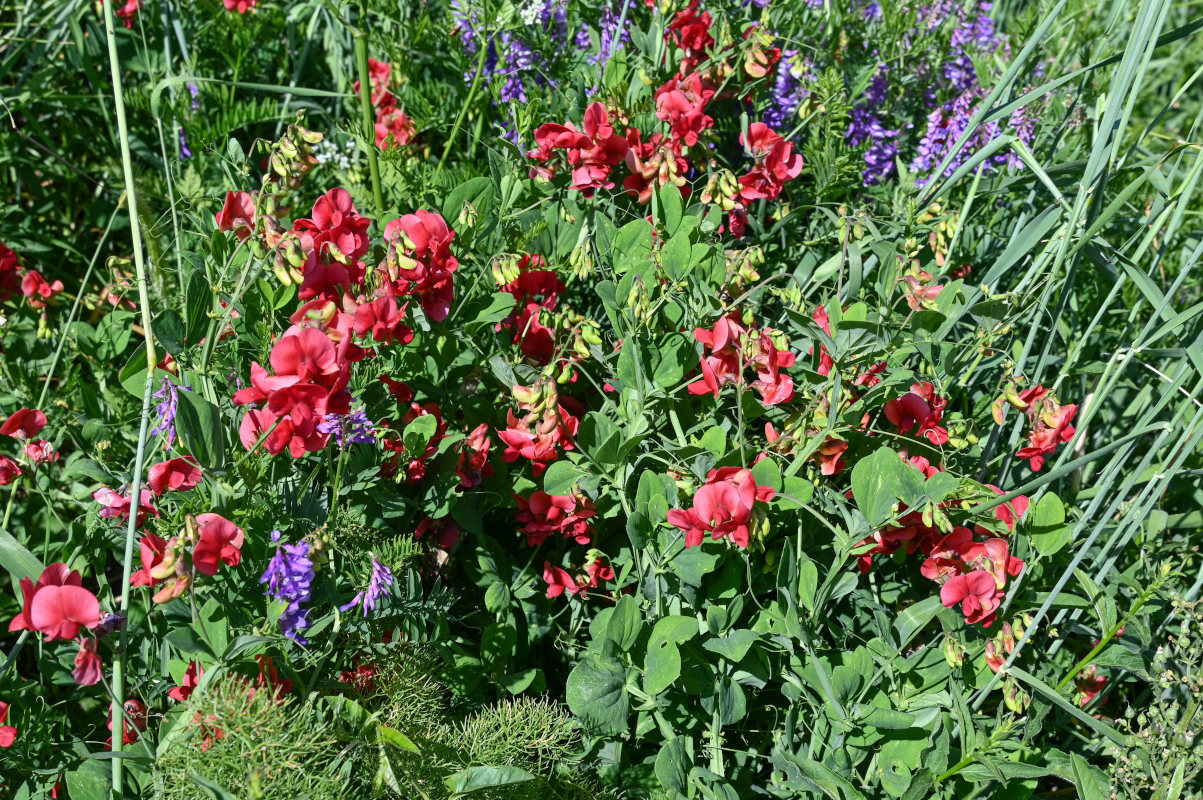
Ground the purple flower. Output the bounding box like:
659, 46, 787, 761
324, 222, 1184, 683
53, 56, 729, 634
150, 378, 190, 447
317, 404, 376, 447
340, 557, 394, 617
180, 131, 192, 159
845, 67, 899, 184
261, 530, 316, 643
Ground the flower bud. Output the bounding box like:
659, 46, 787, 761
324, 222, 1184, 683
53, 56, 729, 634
1002, 675, 1030, 714
943, 634, 965, 668
458, 201, 478, 229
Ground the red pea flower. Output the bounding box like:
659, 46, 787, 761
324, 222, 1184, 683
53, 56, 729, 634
0, 700, 16, 748
116, 0, 141, 27
9, 563, 101, 642
168, 661, 203, 702
0, 241, 23, 303
1, 408, 47, 439
129, 534, 169, 589
72, 639, 102, 686
737, 123, 804, 203
215, 190, 257, 240
883, 382, 949, 445
223, 0, 257, 12
455, 423, 493, 490
21, 270, 64, 309
667, 464, 775, 548
376, 107, 415, 149
414, 516, 462, 550
1074, 665, 1107, 706
148, 455, 203, 496
1014, 385, 1078, 471
939, 571, 1003, 626
542, 557, 614, 599
23, 440, 59, 465
516, 491, 596, 547
0, 454, 22, 485
93, 485, 159, 527
191, 513, 245, 576
380, 210, 459, 322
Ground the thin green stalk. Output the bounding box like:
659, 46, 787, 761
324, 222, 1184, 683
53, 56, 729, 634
101, 0, 160, 791
437, 31, 488, 174
353, 6, 383, 211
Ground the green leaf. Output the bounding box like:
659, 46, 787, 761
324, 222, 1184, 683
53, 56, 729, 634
851, 447, 923, 527
751, 456, 783, 494
187, 774, 238, 800
185, 268, 214, 346
463, 292, 516, 328
65, 760, 113, 800
154, 309, 188, 356
612, 219, 655, 273
659, 183, 684, 234
893, 595, 943, 651
607, 594, 643, 651
403, 414, 438, 455
1031, 492, 1070, 556
566, 655, 630, 736
444, 766, 536, 796
644, 616, 698, 695
671, 545, 721, 586
442, 177, 495, 226
655, 735, 690, 797
541, 459, 584, 496
376, 724, 419, 752
0, 528, 44, 594
175, 390, 226, 470
1069, 754, 1109, 800
702, 629, 760, 662
1009, 667, 1129, 746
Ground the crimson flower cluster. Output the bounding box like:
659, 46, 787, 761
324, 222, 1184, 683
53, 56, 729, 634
356, 58, 415, 150
0, 241, 64, 309
688, 312, 796, 406
667, 465, 776, 549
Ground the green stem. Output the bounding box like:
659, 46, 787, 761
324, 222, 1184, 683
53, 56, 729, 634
353, 6, 383, 211
437, 31, 488, 174
101, 0, 160, 792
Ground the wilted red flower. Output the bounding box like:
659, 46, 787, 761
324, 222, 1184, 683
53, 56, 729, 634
72, 639, 102, 686
148, 456, 203, 496
375, 107, 415, 149
0, 241, 23, 302
884, 382, 949, 445
9, 563, 101, 642
516, 491, 596, 546
0, 700, 17, 747
93, 485, 159, 527
215, 190, 256, 240
455, 423, 493, 490
23, 440, 58, 465
1, 408, 47, 439
191, 513, 245, 576
0, 454, 21, 485
667, 465, 775, 548
415, 516, 462, 550
168, 661, 204, 702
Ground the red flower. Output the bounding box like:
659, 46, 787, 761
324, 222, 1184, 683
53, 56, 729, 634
737, 123, 803, 203
130, 534, 169, 588
687, 313, 794, 405
883, 382, 949, 445
414, 516, 461, 550
0, 241, 24, 302
527, 102, 629, 196
116, 0, 141, 27
215, 190, 256, 240
293, 188, 373, 300
380, 402, 446, 482
148, 456, 203, 496
93, 485, 159, 527
623, 130, 691, 204
1075, 665, 1107, 706
542, 557, 614, 599
542, 563, 575, 598
352, 290, 413, 345
72, 639, 102, 686
1, 408, 47, 439
516, 491, 596, 546
21, 270, 63, 308
940, 570, 1002, 626
667, 465, 775, 548
223, 0, 257, 12
376, 107, 415, 149
23, 440, 58, 465
455, 423, 493, 490
381, 210, 460, 321
1014, 385, 1077, 471
168, 661, 203, 702
654, 74, 715, 148
191, 513, 245, 576
0, 454, 21, 485
667, 1, 714, 72
355, 57, 394, 108
9, 563, 101, 642
0, 700, 16, 747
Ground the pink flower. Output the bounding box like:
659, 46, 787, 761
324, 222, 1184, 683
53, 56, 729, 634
93, 485, 159, 527
737, 123, 803, 203
516, 491, 596, 546
1014, 385, 1077, 471
667, 465, 774, 548
191, 513, 245, 576
223, 0, 258, 12
168, 661, 203, 702
455, 423, 493, 490
21, 270, 63, 308
375, 107, 415, 149
543, 557, 614, 599
1075, 665, 1107, 706
115, 0, 141, 28
381, 210, 459, 321
9, 563, 101, 642
130, 533, 169, 589
72, 639, 102, 686
1, 408, 47, 439
940, 571, 1003, 626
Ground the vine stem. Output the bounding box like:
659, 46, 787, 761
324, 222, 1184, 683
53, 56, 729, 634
353, 4, 383, 211
102, 0, 160, 792
437, 24, 488, 174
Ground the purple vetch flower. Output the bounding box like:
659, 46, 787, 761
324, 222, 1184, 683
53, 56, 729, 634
317, 404, 376, 447
574, 24, 591, 49
261, 530, 316, 643
589, 0, 637, 68
150, 377, 190, 448
180, 131, 192, 159
340, 557, 394, 617
845, 67, 899, 184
